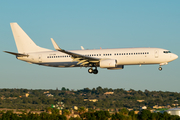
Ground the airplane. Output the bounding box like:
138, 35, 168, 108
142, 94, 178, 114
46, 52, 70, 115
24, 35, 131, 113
4, 23, 178, 74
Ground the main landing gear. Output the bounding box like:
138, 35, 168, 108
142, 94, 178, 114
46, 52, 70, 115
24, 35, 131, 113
88, 67, 98, 74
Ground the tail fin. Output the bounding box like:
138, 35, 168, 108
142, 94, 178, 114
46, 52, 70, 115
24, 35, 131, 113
10, 23, 51, 53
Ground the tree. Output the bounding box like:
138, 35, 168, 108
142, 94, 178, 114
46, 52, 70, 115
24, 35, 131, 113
46, 107, 52, 113
62, 87, 66, 91
63, 109, 70, 119
94, 111, 110, 120
150, 112, 159, 120
63, 109, 70, 116
78, 107, 86, 114
81, 112, 96, 120
57, 114, 67, 120
139, 109, 151, 120
78, 107, 86, 119
120, 108, 129, 116
69, 117, 81, 120
96, 86, 103, 95
52, 108, 59, 115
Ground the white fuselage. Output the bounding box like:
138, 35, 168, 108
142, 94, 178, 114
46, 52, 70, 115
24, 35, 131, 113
5, 23, 178, 74
17, 47, 178, 68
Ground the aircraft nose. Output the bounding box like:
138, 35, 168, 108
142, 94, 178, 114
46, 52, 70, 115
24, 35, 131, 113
172, 54, 178, 60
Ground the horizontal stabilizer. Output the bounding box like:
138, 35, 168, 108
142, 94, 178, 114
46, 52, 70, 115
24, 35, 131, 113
4, 51, 29, 57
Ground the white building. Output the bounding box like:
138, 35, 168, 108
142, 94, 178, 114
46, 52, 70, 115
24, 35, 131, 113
166, 108, 180, 116
46, 94, 54, 97
73, 106, 78, 110
140, 106, 147, 110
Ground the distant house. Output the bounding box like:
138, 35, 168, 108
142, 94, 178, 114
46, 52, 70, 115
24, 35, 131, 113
153, 105, 165, 109
140, 106, 147, 110
73, 106, 78, 110
134, 111, 140, 114
137, 100, 144, 102
25, 93, 29, 97
127, 91, 132, 93
84, 99, 98, 102
31, 111, 43, 114
7, 97, 17, 99
1, 96, 5, 100
84, 99, 88, 101
73, 114, 80, 118
104, 92, 114, 95
153, 105, 158, 109
166, 105, 171, 108
44, 91, 50, 94
46, 94, 54, 97
89, 99, 98, 102
127, 108, 133, 111
172, 104, 179, 107
71, 111, 80, 118
14, 112, 22, 114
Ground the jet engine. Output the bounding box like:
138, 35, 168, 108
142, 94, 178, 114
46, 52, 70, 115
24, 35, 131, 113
100, 59, 117, 68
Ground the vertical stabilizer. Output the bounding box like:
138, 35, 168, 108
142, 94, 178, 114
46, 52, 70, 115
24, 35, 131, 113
10, 23, 51, 53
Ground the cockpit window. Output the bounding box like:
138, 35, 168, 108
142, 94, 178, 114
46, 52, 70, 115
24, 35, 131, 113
163, 51, 171, 53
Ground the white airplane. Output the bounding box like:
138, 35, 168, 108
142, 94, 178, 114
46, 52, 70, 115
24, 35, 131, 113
4, 23, 178, 74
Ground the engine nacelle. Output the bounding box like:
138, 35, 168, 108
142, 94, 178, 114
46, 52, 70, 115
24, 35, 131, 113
100, 59, 117, 68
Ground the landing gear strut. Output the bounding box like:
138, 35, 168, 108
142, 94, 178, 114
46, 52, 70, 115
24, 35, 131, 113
88, 67, 98, 74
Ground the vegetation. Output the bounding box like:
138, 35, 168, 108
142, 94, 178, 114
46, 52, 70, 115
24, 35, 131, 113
0, 109, 180, 120
0, 110, 66, 120
0, 87, 180, 110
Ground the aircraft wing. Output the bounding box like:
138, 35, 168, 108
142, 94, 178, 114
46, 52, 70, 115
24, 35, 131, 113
4, 51, 29, 57
51, 38, 100, 65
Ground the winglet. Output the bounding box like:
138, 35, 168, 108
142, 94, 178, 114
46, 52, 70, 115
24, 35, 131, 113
50, 38, 62, 51
81, 46, 84, 50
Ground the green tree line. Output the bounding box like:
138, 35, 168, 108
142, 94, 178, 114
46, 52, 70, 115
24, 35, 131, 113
0, 109, 180, 120
0, 87, 180, 110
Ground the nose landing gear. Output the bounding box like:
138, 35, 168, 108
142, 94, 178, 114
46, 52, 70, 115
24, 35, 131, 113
88, 67, 98, 74
158, 66, 162, 71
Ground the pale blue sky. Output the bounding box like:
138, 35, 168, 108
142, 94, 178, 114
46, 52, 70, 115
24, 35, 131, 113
0, 1, 179, 92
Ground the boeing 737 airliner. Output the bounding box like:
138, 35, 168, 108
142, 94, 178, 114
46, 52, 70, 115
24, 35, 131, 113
4, 23, 178, 74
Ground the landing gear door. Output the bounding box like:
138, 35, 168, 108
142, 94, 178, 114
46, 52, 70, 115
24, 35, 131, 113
154, 50, 159, 58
